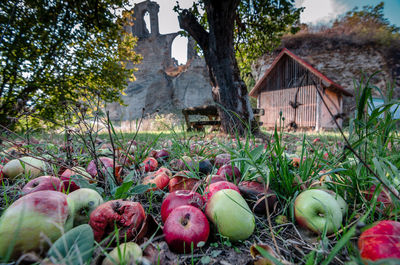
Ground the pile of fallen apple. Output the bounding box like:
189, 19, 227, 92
0, 141, 399, 264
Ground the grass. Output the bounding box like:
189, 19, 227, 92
0, 76, 399, 264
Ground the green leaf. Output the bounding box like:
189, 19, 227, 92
113, 181, 134, 199
201, 255, 211, 264
47, 224, 94, 265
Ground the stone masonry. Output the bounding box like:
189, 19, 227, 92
107, 0, 213, 121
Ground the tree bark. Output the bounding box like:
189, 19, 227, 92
178, 0, 258, 136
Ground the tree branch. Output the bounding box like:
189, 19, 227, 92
177, 10, 209, 52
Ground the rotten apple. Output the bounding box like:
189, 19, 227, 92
143, 169, 170, 191
169, 171, 199, 193
163, 205, 210, 253
0, 191, 70, 259
141, 157, 158, 172
161, 190, 205, 223
21, 175, 62, 195
214, 153, 231, 168
89, 200, 146, 242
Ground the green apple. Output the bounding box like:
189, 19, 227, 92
3, 156, 47, 180
0, 191, 69, 260
323, 189, 348, 216
205, 189, 255, 241
67, 188, 103, 227
294, 189, 343, 234
102, 242, 142, 265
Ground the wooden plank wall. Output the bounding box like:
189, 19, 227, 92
260, 85, 316, 128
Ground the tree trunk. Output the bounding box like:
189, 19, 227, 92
178, 0, 258, 136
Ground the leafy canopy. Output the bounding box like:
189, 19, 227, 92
175, 0, 302, 88
0, 0, 141, 129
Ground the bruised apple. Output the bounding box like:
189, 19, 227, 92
0, 191, 70, 259
205, 189, 255, 241
141, 157, 158, 172
22, 175, 62, 195
161, 190, 204, 223
358, 220, 400, 262
89, 200, 146, 242
163, 205, 210, 253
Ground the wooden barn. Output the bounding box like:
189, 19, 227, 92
249, 48, 353, 130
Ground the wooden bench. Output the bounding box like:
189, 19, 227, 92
182, 105, 264, 131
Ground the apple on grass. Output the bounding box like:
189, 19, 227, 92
143, 167, 171, 191
102, 242, 143, 265
168, 171, 199, 192
216, 164, 241, 183
294, 189, 343, 234
87, 157, 122, 183
205, 174, 227, 185
3, 156, 47, 180
67, 188, 103, 227
21, 175, 62, 195
163, 205, 210, 253
358, 220, 400, 262
141, 157, 158, 172
89, 200, 146, 242
214, 153, 231, 168
205, 189, 255, 241
60, 166, 93, 192
0, 190, 71, 260
203, 181, 240, 202
161, 190, 205, 223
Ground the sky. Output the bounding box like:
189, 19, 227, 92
130, 0, 400, 64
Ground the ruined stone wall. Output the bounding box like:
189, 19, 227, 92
252, 37, 400, 118
108, 1, 213, 121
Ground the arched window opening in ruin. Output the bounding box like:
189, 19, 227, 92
171, 36, 188, 65
143, 11, 151, 35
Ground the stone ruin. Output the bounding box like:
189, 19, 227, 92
107, 0, 213, 122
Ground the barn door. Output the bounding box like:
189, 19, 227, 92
260, 86, 317, 128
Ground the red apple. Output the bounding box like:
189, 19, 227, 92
87, 157, 122, 182
169, 171, 199, 193
60, 166, 93, 192
205, 174, 227, 185
0, 191, 70, 259
143, 171, 170, 191
155, 149, 170, 161
0, 164, 3, 184
358, 220, 400, 261
163, 205, 210, 253
141, 157, 158, 172
216, 164, 241, 183
203, 181, 240, 202
22, 175, 62, 195
89, 200, 146, 242
214, 153, 231, 168
364, 185, 393, 210
161, 190, 205, 223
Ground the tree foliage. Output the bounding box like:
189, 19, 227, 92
0, 0, 141, 130
176, 0, 302, 91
